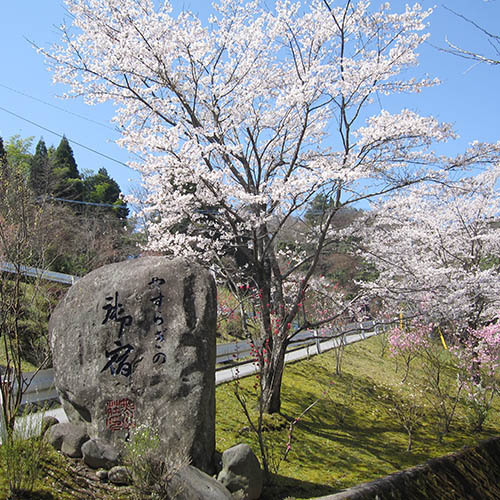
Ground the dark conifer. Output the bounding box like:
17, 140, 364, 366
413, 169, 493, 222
83, 167, 128, 218
51, 136, 83, 199
0, 137, 7, 168
53, 136, 79, 178
29, 138, 52, 196
0, 136, 8, 189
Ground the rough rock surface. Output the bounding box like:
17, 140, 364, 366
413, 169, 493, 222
49, 256, 217, 472
169, 465, 233, 500
217, 444, 263, 500
45, 423, 89, 458
108, 466, 131, 485
41, 415, 59, 435
95, 469, 108, 481
82, 438, 120, 470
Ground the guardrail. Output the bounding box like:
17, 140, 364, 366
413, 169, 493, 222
21, 320, 384, 407
0, 261, 79, 285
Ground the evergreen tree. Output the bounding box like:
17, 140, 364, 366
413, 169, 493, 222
304, 193, 336, 227
51, 136, 83, 200
52, 136, 78, 178
0, 137, 8, 185
0, 137, 6, 162
83, 167, 120, 204
83, 167, 129, 218
29, 138, 52, 197
0, 137, 7, 169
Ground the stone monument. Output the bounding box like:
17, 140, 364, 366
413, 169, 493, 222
49, 256, 217, 473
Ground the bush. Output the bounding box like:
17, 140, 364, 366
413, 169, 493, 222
0, 407, 49, 499
124, 423, 190, 500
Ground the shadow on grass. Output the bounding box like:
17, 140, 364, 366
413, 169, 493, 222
219, 339, 500, 499
280, 370, 441, 473
262, 473, 339, 500
6, 490, 55, 500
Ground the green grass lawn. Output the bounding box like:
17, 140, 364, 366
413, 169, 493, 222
1, 334, 498, 499
215, 335, 500, 499
0, 343, 38, 372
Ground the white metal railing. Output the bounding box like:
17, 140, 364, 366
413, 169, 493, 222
0, 261, 79, 285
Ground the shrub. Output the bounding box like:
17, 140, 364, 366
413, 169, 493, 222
0, 407, 49, 498
124, 423, 190, 500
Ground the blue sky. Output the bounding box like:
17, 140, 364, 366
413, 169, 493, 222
1, 1, 499, 196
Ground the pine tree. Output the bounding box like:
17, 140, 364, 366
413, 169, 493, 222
51, 136, 83, 200
83, 167, 128, 218
52, 136, 78, 178
83, 168, 120, 203
0, 137, 7, 169
0, 136, 8, 188
29, 138, 52, 196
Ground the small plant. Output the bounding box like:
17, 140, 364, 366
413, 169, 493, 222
421, 348, 464, 440
388, 320, 431, 384
232, 372, 272, 481
377, 325, 390, 358
233, 354, 334, 483
453, 321, 500, 432
124, 423, 190, 500
0, 406, 49, 499
381, 383, 426, 452
461, 382, 496, 432
331, 374, 355, 425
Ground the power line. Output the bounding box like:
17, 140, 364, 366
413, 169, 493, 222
40, 196, 126, 209
0, 104, 137, 169
0, 82, 145, 162
0, 82, 117, 132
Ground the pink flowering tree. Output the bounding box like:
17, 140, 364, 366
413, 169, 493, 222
454, 320, 500, 430
385, 318, 464, 437
388, 319, 431, 383
43, 0, 496, 413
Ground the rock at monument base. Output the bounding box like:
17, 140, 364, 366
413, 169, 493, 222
82, 438, 120, 469
217, 444, 263, 500
169, 465, 233, 500
45, 423, 89, 458
49, 256, 217, 473
41, 415, 59, 435
95, 469, 109, 481
108, 466, 132, 485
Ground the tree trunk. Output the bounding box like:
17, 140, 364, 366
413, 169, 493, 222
260, 336, 288, 414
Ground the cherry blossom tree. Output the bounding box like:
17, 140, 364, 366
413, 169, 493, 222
358, 160, 500, 433
358, 163, 500, 427
442, 5, 500, 67
358, 164, 500, 335
43, 0, 496, 413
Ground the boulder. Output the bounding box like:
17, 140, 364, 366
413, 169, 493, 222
82, 438, 120, 469
45, 422, 65, 450
49, 257, 217, 472
41, 415, 59, 435
169, 465, 233, 500
108, 465, 131, 485
96, 469, 109, 481
217, 444, 263, 500
45, 422, 89, 458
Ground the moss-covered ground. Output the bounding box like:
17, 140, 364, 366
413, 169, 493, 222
216, 335, 500, 499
